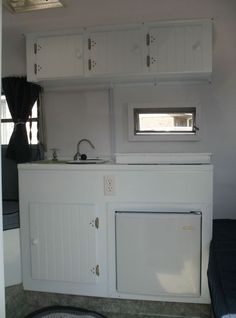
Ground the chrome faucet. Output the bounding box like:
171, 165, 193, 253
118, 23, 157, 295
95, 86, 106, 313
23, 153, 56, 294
73, 139, 95, 161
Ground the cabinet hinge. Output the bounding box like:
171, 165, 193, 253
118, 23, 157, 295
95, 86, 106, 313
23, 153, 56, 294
146, 33, 150, 46
89, 217, 99, 229
88, 38, 91, 50
88, 59, 92, 71
96, 264, 100, 276
95, 217, 99, 229
34, 63, 37, 74
146, 55, 150, 67
34, 43, 37, 54
90, 264, 100, 276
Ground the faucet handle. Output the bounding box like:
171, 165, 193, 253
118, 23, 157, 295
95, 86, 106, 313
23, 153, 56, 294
50, 148, 59, 161
80, 154, 87, 160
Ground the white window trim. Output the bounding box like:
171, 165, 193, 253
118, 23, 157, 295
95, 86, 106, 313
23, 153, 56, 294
128, 102, 201, 142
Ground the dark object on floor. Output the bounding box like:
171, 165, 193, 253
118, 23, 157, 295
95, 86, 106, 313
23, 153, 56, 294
25, 305, 108, 318
208, 219, 236, 318
3, 200, 19, 230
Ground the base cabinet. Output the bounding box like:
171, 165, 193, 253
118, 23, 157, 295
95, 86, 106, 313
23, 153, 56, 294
19, 168, 107, 297
19, 164, 212, 303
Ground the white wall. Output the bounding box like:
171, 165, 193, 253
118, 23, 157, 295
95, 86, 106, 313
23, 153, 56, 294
2, 0, 236, 219
2, 32, 25, 77
44, 89, 112, 160
0, 0, 6, 316
3, 229, 21, 287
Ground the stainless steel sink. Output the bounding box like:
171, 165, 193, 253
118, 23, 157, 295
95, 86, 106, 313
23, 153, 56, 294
66, 159, 107, 164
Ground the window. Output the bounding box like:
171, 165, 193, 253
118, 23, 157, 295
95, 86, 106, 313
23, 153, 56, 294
134, 108, 196, 135
1, 95, 39, 145
128, 103, 201, 141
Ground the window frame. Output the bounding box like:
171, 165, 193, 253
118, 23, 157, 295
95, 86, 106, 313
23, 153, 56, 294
128, 102, 201, 142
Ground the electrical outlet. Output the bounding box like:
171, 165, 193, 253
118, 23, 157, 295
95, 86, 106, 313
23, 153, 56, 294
104, 175, 115, 195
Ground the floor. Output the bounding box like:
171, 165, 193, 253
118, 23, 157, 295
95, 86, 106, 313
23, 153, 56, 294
5, 284, 211, 318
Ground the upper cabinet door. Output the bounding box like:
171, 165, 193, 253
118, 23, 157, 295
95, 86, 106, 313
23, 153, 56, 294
35, 34, 84, 79
146, 21, 212, 75
85, 27, 144, 76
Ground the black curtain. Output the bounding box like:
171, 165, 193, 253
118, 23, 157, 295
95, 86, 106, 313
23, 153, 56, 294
2, 77, 41, 163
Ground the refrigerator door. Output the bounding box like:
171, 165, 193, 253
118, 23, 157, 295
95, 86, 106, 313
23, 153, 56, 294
115, 212, 201, 297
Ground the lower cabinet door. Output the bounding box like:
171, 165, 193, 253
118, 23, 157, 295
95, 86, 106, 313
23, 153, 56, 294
29, 202, 98, 284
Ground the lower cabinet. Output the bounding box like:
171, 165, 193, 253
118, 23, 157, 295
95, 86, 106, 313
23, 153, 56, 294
19, 168, 107, 296
19, 164, 213, 303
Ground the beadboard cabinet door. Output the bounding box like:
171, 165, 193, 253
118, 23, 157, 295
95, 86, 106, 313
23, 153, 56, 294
34, 34, 84, 79
29, 202, 98, 284
145, 20, 212, 76
85, 27, 145, 76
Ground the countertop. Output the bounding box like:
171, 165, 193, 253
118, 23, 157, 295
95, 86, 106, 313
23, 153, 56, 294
18, 161, 213, 172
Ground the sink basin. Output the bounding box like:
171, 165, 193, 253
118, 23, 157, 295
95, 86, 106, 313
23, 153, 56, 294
66, 159, 107, 164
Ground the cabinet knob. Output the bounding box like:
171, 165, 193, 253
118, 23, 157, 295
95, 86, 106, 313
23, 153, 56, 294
192, 40, 201, 50
31, 239, 39, 246
76, 51, 83, 59
131, 44, 140, 54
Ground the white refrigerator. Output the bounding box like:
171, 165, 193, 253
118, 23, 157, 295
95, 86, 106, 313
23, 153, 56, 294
115, 212, 201, 297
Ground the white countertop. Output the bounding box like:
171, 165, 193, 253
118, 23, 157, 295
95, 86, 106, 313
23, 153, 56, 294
18, 161, 213, 172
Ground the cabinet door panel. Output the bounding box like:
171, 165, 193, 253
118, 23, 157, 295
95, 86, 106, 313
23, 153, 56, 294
29, 202, 97, 284
36, 35, 84, 79
148, 21, 211, 74
87, 28, 143, 76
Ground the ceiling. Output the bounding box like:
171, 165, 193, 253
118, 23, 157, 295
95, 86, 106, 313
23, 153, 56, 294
2, 0, 208, 34
3, 0, 235, 36
3, 0, 64, 14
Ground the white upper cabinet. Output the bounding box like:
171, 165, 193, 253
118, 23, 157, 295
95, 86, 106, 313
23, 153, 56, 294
85, 26, 144, 76
27, 34, 84, 80
26, 19, 212, 83
145, 20, 212, 77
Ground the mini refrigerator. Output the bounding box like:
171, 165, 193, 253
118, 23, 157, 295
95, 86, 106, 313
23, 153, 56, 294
115, 211, 201, 297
